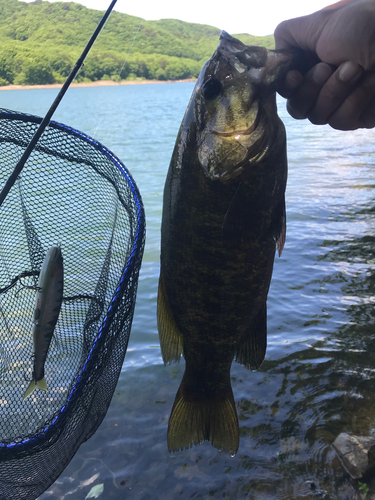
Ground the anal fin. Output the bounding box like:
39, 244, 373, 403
272, 197, 286, 257
235, 303, 267, 370
157, 270, 183, 364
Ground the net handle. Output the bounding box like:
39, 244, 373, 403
0, 0, 118, 208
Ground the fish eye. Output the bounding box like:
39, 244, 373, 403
202, 78, 223, 100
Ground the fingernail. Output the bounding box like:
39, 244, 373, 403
312, 63, 332, 85
338, 61, 362, 82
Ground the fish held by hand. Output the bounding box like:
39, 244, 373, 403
157, 32, 299, 455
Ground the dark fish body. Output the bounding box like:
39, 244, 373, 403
158, 32, 297, 454
23, 246, 64, 401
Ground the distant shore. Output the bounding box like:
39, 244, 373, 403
0, 78, 197, 91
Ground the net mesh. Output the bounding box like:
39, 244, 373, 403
0, 108, 145, 500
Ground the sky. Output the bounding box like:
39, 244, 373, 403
24, 0, 335, 36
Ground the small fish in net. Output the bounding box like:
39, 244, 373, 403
0, 108, 145, 500
22, 245, 64, 402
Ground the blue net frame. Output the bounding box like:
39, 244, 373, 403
0, 108, 145, 500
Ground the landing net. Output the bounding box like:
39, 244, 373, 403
0, 108, 145, 500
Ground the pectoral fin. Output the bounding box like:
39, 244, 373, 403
222, 182, 250, 246
222, 181, 263, 247
272, 197, 286, 257
235, 303, 267, 370
157, 270, 183, 364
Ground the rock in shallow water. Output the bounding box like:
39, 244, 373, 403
333, 433, 375, 479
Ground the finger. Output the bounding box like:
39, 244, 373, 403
307, 61, 364, 125
358, 96, 375, 129
277, 70, 304, 99
274, 16, 323, 52
327, 71, 375, 130
286, 63, 333, 119
322, 0, 357, 10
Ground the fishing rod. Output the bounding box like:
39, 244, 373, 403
0, 0, 118, 208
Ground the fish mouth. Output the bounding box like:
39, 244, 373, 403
210, 102, 259, 140
212, 119, 257, 138
197, 106, 271, 182
197, 102, 271, 182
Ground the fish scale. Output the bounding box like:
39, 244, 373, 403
158, 31, 300, 455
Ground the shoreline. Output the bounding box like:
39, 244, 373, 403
0, 78, 197, 91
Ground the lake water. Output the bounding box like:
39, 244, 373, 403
1, 82, 375, 499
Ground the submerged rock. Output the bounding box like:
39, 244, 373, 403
333, 433, 375, 479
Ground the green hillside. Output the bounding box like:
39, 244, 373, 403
0, 0, 275, 85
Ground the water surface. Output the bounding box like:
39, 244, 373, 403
1, 83, 375, 499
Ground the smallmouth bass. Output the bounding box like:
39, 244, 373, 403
23, 246, 64, 401
157, 31, 298, 454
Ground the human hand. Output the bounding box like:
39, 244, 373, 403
274, 0, 375, 130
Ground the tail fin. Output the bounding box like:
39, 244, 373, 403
22, 377, 47, 401
167, 381, 239, 455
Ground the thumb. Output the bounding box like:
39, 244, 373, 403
274, 13, 327, 52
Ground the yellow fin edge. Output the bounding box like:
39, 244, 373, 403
157, 270, 183, 364
22, 377, 47, 401
168, 383, 239, 456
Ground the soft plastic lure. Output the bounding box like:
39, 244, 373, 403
23, 247, 64, 401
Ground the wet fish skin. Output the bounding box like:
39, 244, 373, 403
23, 246, 64, 401
158, 32, 298, 454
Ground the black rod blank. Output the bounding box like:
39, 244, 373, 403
0, 0, 118, 208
